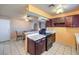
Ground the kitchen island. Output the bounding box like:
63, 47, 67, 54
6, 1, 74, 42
27, 33, 46, 55
24, 31, 55, 55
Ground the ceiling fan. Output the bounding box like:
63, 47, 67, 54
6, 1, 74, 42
49, 4, 55, 7
49, 4, 65, 14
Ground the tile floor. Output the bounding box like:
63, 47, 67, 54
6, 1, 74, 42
0, 40, 77, 55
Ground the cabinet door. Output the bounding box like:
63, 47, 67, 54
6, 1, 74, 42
54, 18, 66, 27
52, 33, 55, 43
35, 38, 45, 55
48, 34, 55, 43
46, 19, 52, 27
65, 16, 72, 27
27, 38, 35, 55
72, 15, 79, 27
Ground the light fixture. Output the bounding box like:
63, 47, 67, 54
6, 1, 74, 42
25, 18, 29, 21
22, 15, 29, 21
56, 4, 64, 14
23, 16, 29, 21
51, 4, 64, 14
56, 8, 64, 14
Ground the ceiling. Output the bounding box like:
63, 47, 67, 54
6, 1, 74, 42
0, 4, 79, 19
27, 12, 40, 17
27, 12, 48, 21
32, 4, 79, 15
0, 4, 28, 18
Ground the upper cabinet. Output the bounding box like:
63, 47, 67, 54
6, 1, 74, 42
46, 15, 79, 27
65, 16, 73, 27
72, 15, 79, 27
53, 18, 66, 27
46, 19, 53, 27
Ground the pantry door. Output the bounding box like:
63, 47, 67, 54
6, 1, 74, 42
0, 20, 10, 42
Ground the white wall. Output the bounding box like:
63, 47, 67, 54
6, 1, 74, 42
10, 18, 46, 39
11, 19, 33, 32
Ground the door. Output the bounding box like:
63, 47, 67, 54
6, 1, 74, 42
0, 20, 10, 42
35, 38, 45, 55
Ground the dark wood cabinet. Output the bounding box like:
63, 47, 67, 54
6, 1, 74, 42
65, 16, 72, 27
46, 18, 66, 27
65, 15, 79, 27
46, 15, 79, 27
54, 18, 66, 27
27, 33, 56, 55
51, 33, 55, 43
45, 33, 55, 51
72, 15, 79, 27
27, 38, 35, 55
27, 37, 45, 55
35, 39, 45, 54
46, 20, 51, 27
46, 19, 53, 27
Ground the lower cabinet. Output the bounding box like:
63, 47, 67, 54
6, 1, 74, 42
27, 33, 56, 55
35, 38, 45, 55
45, 33, 55, 51
51, 33, 55, 43
27, 37, 45, 55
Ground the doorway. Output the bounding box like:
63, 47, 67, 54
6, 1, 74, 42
0, 19, 10, 42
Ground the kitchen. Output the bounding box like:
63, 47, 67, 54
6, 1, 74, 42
0, 4, 79, 55
23, 12, 56, 55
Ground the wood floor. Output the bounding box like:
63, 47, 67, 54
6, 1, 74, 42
0, 40, 77, 55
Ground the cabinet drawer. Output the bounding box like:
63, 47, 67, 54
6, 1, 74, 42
27, 38, 35, 55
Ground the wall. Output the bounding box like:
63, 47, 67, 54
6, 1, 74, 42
11, 19, 33, 39
11, 19, 33, 32
47, 27, 79, 48
10, 18, 45, 39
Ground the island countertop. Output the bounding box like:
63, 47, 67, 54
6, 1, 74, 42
27, 33, 46, 41
24, 30, 56, 41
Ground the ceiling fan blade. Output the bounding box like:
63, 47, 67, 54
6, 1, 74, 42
49, 4, 55, 7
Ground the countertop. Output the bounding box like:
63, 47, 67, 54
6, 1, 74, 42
24, 30, 56, 41
24, 30, 55, 35
24, 31, 38, 35
27, 33, 45, 41
46, 30, 55, 34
